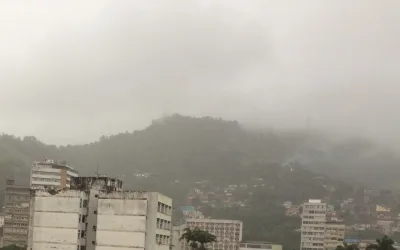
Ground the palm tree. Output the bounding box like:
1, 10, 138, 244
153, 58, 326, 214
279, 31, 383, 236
180, 227, 217, 250
366, 235, 396, 250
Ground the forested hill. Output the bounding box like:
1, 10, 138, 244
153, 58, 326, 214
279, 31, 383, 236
1, 114, 400, 193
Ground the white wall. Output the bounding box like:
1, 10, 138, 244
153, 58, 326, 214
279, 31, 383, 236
29, 191, 86, 250
95, 198, 148, 250
33, 196, 81, 213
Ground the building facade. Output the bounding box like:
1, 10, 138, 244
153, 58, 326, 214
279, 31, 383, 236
324, 221, 345, 250
3, 179, 30, 248
30, 159, 79, 190
27, 188, 172, 250
300, 199, 327, 250
239, 242, 282, 250
182, 218, 243, 250
0, 213, 4, 247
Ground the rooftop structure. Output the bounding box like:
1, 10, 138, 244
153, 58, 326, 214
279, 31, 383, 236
70, 176, 123, 192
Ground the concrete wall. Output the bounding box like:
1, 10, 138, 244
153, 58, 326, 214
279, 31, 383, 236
95, 197, 148, 250
29, 190, 87, 250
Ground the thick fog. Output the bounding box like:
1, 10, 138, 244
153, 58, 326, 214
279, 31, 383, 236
0, 0, 399, 145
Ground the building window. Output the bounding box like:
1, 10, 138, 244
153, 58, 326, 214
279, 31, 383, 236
93, 226, 97, 231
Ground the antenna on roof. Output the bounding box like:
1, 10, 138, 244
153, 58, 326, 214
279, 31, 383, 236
95, 164, 99, 177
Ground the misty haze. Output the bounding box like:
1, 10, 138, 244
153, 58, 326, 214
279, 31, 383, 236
1, 1, 400, 250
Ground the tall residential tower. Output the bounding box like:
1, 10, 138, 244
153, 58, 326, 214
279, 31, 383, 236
300, 199, 327, 250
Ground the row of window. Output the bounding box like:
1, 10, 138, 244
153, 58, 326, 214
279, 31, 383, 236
32, 177, 59, 181
187, 222, 241, 228
183, 242, 238, 250
302, 237, 324, 241
302, 226, 325, 230
7, 216, 28, 221
303, 221, 325, 225
7, 195, 30, 201
5, 203, 29, 208
6, 208, 29, 214
202, 228, 241, 231
304, 205, 325, 209
302, 232, 324, 236
4, 222, 28, 227
303, 211, 326, 214
157, 218, 171, 230
156, 234, 170, 245
3, 228, 27, 233
157, 202, 172, 215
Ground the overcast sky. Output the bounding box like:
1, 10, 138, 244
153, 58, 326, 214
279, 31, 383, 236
0, 0, 399, 145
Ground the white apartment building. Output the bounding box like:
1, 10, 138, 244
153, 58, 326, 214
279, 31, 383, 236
30, 159, 79, 190
300, 199, 327, 250
28, 189, 172, 250
181, 218, 243, 250
324, 222, 345, 250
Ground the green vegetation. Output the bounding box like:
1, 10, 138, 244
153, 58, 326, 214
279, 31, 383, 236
180, 227, 217, 250
0, 245, 25, 250
366, 235, 396, 250
336, 243, 360, 250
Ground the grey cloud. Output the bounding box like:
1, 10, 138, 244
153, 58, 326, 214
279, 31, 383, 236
0, 0, 399, 145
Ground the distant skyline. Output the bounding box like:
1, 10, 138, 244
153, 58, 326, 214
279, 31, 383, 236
1, 1, 399, 145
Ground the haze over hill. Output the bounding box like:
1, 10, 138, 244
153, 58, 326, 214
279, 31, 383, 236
1, 115, 399, 192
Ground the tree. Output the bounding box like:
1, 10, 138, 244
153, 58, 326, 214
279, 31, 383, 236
366, 235, 396, 250
0, 245, 25, 250
336, 243, 360, 250
180, 227, 217, 250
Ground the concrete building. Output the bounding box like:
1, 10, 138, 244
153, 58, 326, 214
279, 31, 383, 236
286, 205, 300, 217
28, 188, 172, 250
324, 221, 345, 250
3, 179, 30, 248
300, 199, 327, 250
181, 218, 243, 250
171, 225, 186, 250
239, 242, 282, 250
30, 159, 79, 190
0, 212, 4, 247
